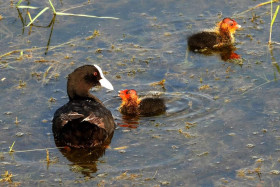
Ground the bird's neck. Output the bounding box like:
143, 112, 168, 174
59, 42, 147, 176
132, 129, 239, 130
67, 84, 103, 104
218, 28, 233, 43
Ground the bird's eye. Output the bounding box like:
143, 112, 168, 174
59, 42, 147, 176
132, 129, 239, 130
230, 23, 233, 26
93, 72, 98, 76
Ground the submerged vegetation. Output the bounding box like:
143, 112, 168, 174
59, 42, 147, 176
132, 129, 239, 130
16, 0, 119, 27
0, 0, 279, 186
239, 0, 279, 45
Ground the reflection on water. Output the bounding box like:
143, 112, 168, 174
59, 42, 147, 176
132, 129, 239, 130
188, 45, 242, 62
118, 115, 140, 128
55, 132, 114, 177
16, 7, 57, 55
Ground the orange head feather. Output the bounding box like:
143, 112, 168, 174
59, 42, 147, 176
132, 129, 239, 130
119, 89, 140, 106
218, 18, 241, 34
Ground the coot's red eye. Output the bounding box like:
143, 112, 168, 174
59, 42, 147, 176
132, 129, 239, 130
93, 72, 98, 76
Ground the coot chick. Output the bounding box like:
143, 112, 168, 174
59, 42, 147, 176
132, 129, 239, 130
188, 18, 241, 51
52, 65, 115, 148
119, 89, 166, 116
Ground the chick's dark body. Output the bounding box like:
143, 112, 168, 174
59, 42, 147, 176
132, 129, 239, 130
188, 32, 220, 50
139, 97, 166, 116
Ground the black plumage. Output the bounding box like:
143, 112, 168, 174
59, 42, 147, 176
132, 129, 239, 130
52, 65, 115, 148
188, 32, 222, 51
138, 97, 166, 116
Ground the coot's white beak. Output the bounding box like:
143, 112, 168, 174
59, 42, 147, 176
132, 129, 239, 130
99, 78, 114, 90
94, 64, 114, 90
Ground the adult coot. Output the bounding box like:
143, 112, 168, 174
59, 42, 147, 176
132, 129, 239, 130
52, 65, 115, 148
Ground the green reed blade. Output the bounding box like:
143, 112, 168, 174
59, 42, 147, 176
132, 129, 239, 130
48, 0, 56, 14
17, 5, 40, 9
9, 141, 15, 153
271, 5, 280, 27
16, 0, 23, 7
56, 12, 119, 19
26, 7, 49, 27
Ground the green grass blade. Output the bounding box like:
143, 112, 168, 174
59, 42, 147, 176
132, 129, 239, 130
9, 141, 15, 153
271, 5, 280, 27
56, 12, 119, 19
17, 5, 40, 9
27, 11, 32, 21
16, 0, 23, 7
271, 0, 273, 21
26, 7, 49, 27
48, 0, 56, 14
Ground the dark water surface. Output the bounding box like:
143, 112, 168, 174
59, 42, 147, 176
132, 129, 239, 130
0, 0, 280, 186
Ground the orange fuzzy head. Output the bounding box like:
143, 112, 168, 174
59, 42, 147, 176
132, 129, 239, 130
119, 89, 141, 115
119, 89, 140, 105
218, 18, 241, 34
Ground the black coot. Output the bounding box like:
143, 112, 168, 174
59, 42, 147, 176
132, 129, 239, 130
52, 65, 115, 148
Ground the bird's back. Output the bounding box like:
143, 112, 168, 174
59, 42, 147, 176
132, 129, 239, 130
188, 31, 219, 51
139, 97, 166, 116
52, 99, 115, 148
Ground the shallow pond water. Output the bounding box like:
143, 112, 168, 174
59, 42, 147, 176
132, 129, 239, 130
0, 0, 280, 186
